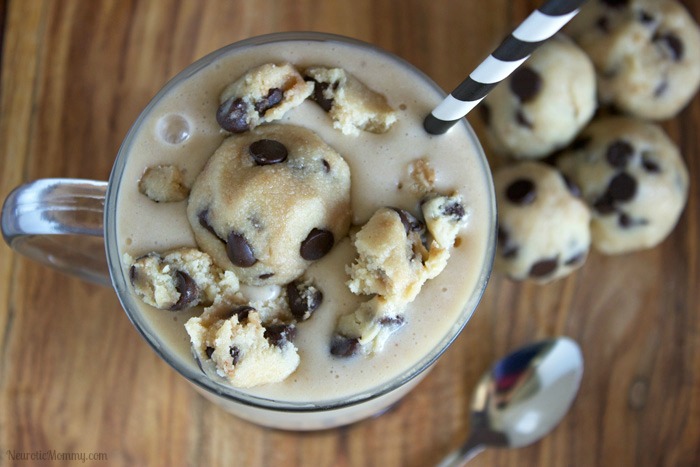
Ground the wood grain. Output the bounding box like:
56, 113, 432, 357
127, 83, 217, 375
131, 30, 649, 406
1, 1, 699, 466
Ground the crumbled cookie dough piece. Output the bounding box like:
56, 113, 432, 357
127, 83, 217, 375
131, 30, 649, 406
216, 62, 314, 133
331, 296, 405, 357
187, 124, 351, 286
345, 208, 428, 302
480, 34, 597, 159
138, 165, 189, 202
494, 161, 591, 283
556, 116, 689, 254
186, 304, 299, 388
336, 196, 467, 356
126, 247, 237, 310
422, 194, 468, 249
304, 66, 397, 135
566, 0, 700, 120
403, 158, 436, 195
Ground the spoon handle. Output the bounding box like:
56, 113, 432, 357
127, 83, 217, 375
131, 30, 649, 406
436, 434, 485, 467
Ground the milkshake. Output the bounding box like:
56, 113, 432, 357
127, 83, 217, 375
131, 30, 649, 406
108, 32, 495, 429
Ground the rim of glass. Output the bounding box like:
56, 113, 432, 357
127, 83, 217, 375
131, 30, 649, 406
105, 31, 497, 413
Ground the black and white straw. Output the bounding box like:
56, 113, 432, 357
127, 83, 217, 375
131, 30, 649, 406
424, 0, 588, 135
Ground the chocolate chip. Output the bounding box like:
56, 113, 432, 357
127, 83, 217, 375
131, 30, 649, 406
205, 346, 215, 359
230, 346, 241, 364
638, 10, 654, 24
442, 201, 466, 220
655, 33, 684, 61
515, 109, 533, 129
503, 245, 519, 259
330, 335, 361, 358
618, 213, 633, 228
226, 231, 257, 267
506, 179, 536, 205
529, 257, 558, 278
601, 0, 629, 8
259, 273, 275, 280
310, 80, 334, 111
216, 97, 249, 133
254, 88, 284, 116
596, 16, 611, 33
564, 252, 586, 266
608, 172, 637, 202
222, 305, 254, 322
606, 140, 634, 168
322, 159, 331, 173
497, 226, 519, 259
654, 80, 669, 97
391, 208, 425, 234
593, 192, 616, 215
249, 139, 288, 165
286, 281, 323, 321
619, 213, 649, 228
264, 324, 296, 347
642, 155, 661, 173
593, 172, 638, 214
479, 103, 491, 126
198, 209, 221, 239
510, 67, 542, 103
497, 225, 508, 244
171, 271, 199, 310
129, 265, 137, 285
561, 174, 582, 198
300, 228, 334, 261
378, 315, 406, 327
571, 135, 592, 151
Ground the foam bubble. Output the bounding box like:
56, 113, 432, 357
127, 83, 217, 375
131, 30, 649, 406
157, 114, 190, 145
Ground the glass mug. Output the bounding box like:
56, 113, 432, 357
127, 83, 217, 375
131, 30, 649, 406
2, 32, 496, 430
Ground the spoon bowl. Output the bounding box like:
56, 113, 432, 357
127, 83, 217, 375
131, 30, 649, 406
439, 337, 583, 466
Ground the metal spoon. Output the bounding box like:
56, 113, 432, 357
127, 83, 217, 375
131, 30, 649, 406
438, 336, 584, 466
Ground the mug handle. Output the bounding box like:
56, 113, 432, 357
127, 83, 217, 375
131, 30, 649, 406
1, 178, 110, 286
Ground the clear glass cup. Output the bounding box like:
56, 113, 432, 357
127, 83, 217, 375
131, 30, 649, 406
1, 32, 496, 430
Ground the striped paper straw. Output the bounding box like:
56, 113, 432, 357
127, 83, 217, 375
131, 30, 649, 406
424, 0, 588, 135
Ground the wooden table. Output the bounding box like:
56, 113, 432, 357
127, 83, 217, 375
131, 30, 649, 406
1, 1, 698, 465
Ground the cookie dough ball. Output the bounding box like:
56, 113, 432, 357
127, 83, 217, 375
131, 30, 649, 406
494, 162, 591, 283
186, 306, 299, 388
216, 63, 314, 133
126, 248, 237, 310
187, 124, 352, 286
567, 0, 700, 120
480, 35, 597, 159
556, 116, 689, 254
138, 165, 189, 202
304, 66, 397, 135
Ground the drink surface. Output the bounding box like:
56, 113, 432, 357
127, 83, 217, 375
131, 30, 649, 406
115, 38, 492, 403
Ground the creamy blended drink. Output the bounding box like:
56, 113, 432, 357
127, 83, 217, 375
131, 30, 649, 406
110, 32, 495, 429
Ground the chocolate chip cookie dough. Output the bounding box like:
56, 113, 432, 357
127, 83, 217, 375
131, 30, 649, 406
480, 35, 597, 159
567, 0, 700, 120
494, 162, 591, 283
127, 247, 238, 310
187, 123, 352, 286
216, 62, 314, 133
304, 66, 397, 135
333, 195, 468, 356
186, 304, 300, 388
556, 116, 689, 254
